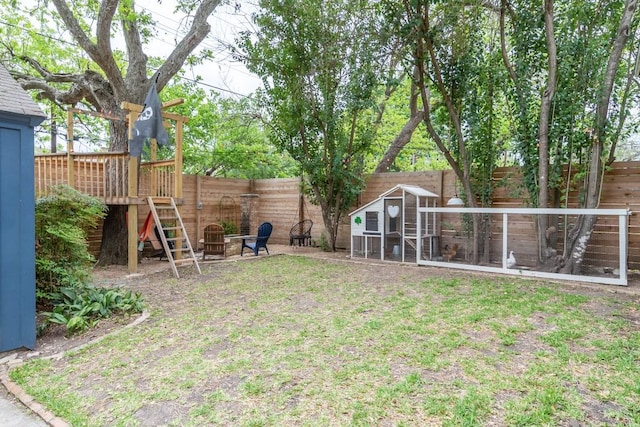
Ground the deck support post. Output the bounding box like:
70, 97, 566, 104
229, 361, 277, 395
126, 105, 139, 274
127, 156, 138, 273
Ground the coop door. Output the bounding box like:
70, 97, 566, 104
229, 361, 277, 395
384, 199, 402, 260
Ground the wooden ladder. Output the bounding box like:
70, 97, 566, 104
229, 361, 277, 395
147, 197, 201, 278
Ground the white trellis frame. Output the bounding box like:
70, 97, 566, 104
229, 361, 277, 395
416, 207, 631, 286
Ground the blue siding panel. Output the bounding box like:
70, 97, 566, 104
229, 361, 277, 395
0, 124, 36, 351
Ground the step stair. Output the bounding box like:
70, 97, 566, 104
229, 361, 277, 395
147, 196, 201, 278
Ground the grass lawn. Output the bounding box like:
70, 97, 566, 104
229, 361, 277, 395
9, 255, 640, 426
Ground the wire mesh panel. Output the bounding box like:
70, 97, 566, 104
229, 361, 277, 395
416, 207, 630, 286
351, 235, 382, 259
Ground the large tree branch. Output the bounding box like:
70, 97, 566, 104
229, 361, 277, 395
374, 111, 424, 173
423, 8, 469, 184
11, 53, 107, 109
51, 0, 126, 101
95, 0, 125, 88
50, 0, 98, 57
15, 72, 101, 109
155, 0, 222, 90
122, 0, 148, 87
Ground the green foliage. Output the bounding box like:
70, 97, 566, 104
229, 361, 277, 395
238, 0, 393, 249
35, 185, 106, 293
160, 83, 298, 179
318, 232, 331, 252
39, 284, 144, 335
35, 189, 142, 336
220, 221, 238, 235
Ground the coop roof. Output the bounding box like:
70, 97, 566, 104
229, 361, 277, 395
349, 184, 439, 216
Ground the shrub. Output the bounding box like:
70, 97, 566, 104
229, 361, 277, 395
319, 232, 331, 252
39, 284, 144, 335
220, 220, 238, 235
35, 185, 107, 293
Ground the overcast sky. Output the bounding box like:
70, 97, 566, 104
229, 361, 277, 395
136, 0, 262, 98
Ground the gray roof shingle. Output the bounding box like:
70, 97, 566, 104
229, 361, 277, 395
0, 64, 46, 118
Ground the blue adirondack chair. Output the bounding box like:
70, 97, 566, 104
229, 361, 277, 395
241, 222, 273, 256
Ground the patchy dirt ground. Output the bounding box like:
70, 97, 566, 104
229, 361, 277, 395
3, 244, 640, 425
9, 245, 345, 360
13, 244, 640, 362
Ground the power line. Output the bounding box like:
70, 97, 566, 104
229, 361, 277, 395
179, 75, 249, 97
0, 20, 76, 47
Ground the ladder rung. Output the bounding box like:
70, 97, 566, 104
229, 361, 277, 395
147, 196, 201, 278
174, 258, 195, 264
150, 197, 173, 204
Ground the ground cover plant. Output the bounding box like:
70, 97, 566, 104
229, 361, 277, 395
9, 256, 640, 426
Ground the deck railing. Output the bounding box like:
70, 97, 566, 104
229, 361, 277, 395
34, 152, 176, 203
140, 160, 175, 198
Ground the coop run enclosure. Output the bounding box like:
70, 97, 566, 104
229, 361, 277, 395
353, 205, 630, 286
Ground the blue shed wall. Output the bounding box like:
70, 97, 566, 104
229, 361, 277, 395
0, 121, 36, 351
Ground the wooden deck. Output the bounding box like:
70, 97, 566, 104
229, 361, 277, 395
34, 152, 177, 204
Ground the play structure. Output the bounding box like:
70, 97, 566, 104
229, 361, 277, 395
349, 184, 440, 263
34, 98, 200, 278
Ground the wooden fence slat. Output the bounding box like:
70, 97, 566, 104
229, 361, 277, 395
34, 158, 640, 270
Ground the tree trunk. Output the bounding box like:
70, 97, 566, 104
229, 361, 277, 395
314, 184, 339, 251
97, 112, 130, 265
374, 111, 425, 173
482, 214, 491, 264
537, 0, 557, 268
96, 205, 129, 266
560, 0, 636, 274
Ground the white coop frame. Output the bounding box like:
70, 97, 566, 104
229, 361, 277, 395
350, 184, 439, 263
416, 207, 631, 286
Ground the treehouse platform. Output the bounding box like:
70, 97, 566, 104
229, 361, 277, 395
34, 101, 188, 273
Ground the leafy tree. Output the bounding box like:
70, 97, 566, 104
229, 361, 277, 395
501, 0, 639, 272
162, 84, 298, 178
0, 0, 224, 265
560, 0, 638, 273
394, 0, 508, 263
238, 0, 391, 250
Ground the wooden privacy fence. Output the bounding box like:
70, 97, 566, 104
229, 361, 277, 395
38, 158, 640, 271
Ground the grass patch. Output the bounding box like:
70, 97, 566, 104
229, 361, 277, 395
10, 256, 640, 425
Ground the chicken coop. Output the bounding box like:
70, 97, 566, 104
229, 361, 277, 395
349, 184, 439, 263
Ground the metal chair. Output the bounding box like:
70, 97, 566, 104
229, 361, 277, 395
289, 219, 313, 246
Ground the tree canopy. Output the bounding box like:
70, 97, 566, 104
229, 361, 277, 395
238, 0, 394, 250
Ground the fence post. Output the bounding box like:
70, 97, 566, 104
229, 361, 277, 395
66, 109, 75, 188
